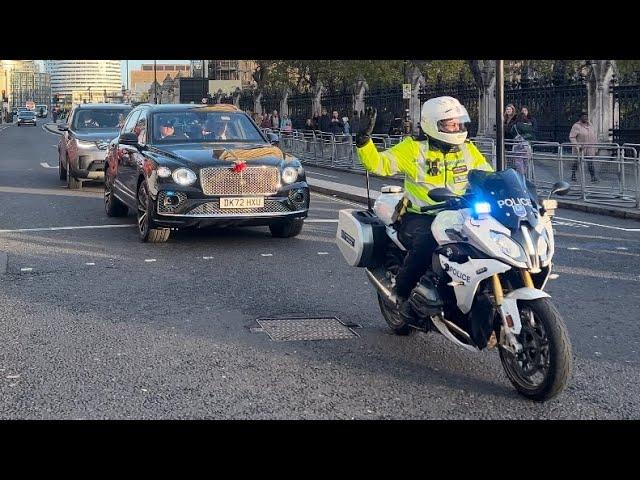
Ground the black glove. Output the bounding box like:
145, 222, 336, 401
355, 107, 377, 147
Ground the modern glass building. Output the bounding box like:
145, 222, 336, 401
49, 60, 122, 103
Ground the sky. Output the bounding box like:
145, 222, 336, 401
121, 60, 190, 86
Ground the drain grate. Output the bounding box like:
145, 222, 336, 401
255, 316, 359, 342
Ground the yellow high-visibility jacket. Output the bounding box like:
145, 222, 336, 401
357, 137, 494, 214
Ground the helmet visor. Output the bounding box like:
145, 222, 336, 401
437, 114, 470, 134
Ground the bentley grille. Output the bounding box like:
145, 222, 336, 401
200, 166, 280, 196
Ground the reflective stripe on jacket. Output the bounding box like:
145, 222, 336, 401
357, 137, 493, 213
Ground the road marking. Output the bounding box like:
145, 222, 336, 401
555, 216, 640, 232
307, 172, 339, 179
616, 247, 628, 250
85, 262, 96, 266
317, 252, 329, 255
0, 224, 134, 233
144, 259, 156, 263
554, 265, 640, 282
40, 162, 58, 169
0, 186, 100, 198
305, 219, 339, 223
261, 253, 273, 257
567, 247, 581, 250
202, 256, 214, 260
20, 268, 33, 272
42, 124, 62, 136
313, 192, 366, 208
555, 231, 640, 243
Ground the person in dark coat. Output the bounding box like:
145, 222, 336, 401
328, 110, 344, 135
318, 108, 331, 132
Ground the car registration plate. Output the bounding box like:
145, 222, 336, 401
220, 197, 265, 209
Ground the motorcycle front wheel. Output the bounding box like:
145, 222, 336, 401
499, 298, 572, 401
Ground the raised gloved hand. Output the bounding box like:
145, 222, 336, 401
355, 107, 377, 147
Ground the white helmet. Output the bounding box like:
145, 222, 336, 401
420, 96, 470, 145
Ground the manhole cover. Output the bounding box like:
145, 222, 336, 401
255, 316, 359, 341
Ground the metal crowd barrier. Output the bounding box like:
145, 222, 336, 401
270, 128, 640, 209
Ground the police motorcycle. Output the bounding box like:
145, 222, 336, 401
336, 168, 573, 401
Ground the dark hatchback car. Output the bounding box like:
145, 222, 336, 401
104, 103, 309, 243
17, 110, 37, 126
57, 103, 132, 189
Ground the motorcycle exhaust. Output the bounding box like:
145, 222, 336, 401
365, 268, 397, 305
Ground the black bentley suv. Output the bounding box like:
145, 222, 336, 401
104, 103, 310, 243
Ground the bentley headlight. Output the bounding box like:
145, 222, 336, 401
172, 168, 197, 186
282, 166, 298, 184
489, 231, 527, 262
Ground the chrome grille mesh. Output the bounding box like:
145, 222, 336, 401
188, 200, 292, 215
200, 166, 280, 196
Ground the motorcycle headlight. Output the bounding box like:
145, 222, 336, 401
172, 168, 197, 186
281, 166, 298, 184
489, 231, 527, 262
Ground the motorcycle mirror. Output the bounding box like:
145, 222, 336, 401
549, 181, 570, 198
428, 188, 458, 203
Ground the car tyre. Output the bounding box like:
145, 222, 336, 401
269, 218, 304, 238
104, 174, 128, 217
66, 162, 82, 190
58, 153, 67, 181
137, 181, 170, 243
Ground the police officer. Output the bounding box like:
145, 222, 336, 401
355, 96, 493, 326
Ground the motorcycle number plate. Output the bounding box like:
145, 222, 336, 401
220, 197, 264, 209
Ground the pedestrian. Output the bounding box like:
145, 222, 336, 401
271, 110, 280, 130
318, 108, 330, 132
569, 111, 598, 182
504, 103, 518, 140
328, 110, 344, 136
280, 114, 292, 132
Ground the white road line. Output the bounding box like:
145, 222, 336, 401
42, 124, 62, 136
20, 268, 33, 272
317, 252, 329, 255
616, 247, 628, 250
40, 162, 58, 169
202, 256, 214, 260
261, 253, 273, 257
0, 224, 134, 233
85, 262, 96, 266
144, 259, 156, 263
307, 172, 339, 179
305, 219, 339, 223
567, 247, 581, 250
555, 216, 640, 232
312, 192, 366, 207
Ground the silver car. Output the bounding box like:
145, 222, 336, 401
57, 103, 132, 189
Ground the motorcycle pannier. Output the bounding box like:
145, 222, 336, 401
336, 209, 387, 268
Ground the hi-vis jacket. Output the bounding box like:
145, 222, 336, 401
357, 137, 493, 214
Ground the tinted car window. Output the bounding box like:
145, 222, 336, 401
152, 111, 263, 143
72, 108, 132, 129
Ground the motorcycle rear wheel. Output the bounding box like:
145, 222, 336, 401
498, 298, 572, 401
377, 293, 413, 336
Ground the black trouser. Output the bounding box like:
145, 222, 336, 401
395, 212, 438, 299
571, 158, 596, 180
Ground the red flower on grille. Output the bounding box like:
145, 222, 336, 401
231, 161, 247, 173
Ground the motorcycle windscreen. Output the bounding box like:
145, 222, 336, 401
467, 168, 538, 229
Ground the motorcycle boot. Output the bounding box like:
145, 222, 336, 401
408, 273, 444, 320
